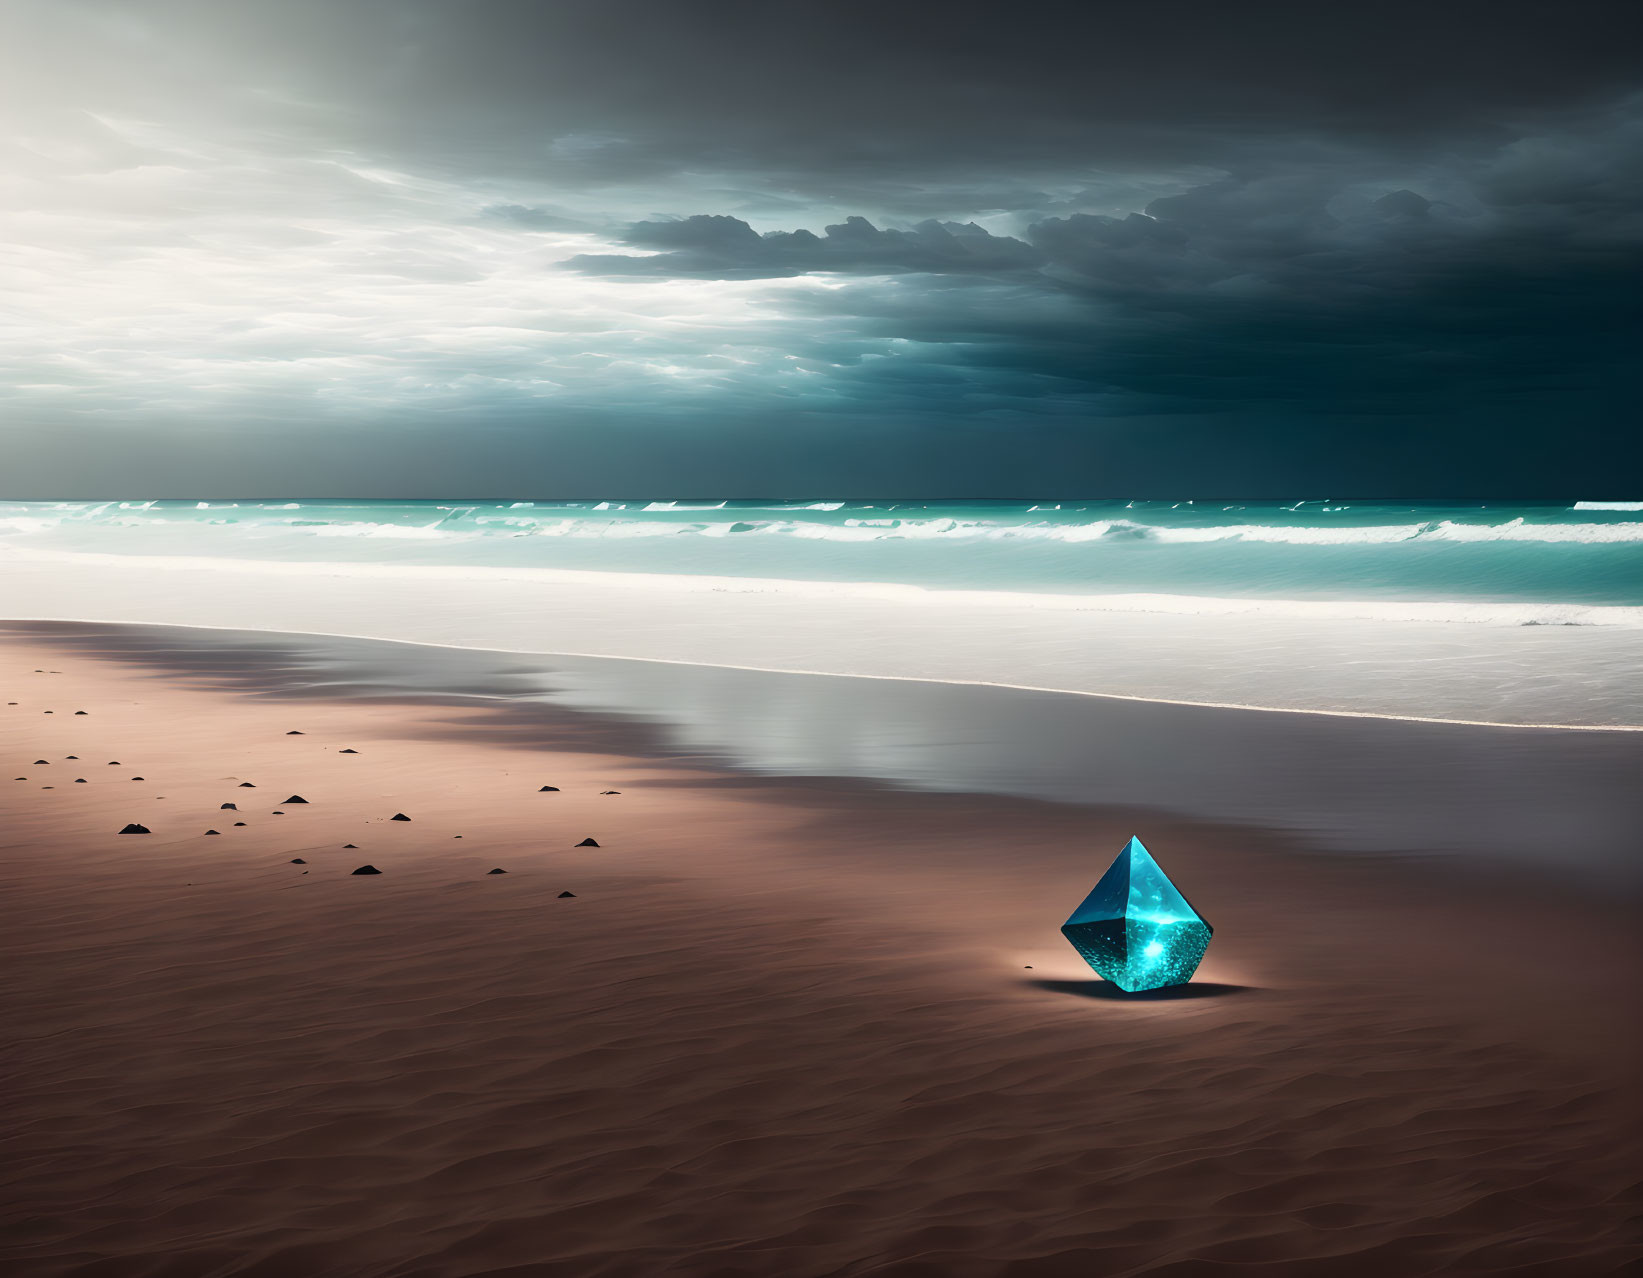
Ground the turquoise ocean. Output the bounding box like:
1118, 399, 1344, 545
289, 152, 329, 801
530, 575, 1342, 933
3, 499, 1640, 728
3, 499, 1641, 614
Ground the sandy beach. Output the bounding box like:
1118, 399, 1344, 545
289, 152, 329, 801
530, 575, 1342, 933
2, 622, 1638, 1276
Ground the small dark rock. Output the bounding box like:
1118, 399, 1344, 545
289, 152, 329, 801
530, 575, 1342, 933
291, 858, 306, 864
131, 776, 144, 781
575, 838, 599, 847
33, 760, 48, 765
221, 803, 237, 810
119, 823, 150, 834
283, 795, 308, 803
558, 891, 576, 898
343, 843, 357, 848
340, 749, 359, 754
75, 710, 88, 715
286, 731, 304, 735
204, 829, 220, 835
66, 755, 78, 760
75, 778, 86, 783
390, 813, 411, 822
238, 782, 256, 788
234, 822, 247, 827
538, 785, 559, 792
600, 790, 621, 795
272, 811, 284, 815
108, 761, 119, 765
351, 864, 382, 875
487, 867, 507, 875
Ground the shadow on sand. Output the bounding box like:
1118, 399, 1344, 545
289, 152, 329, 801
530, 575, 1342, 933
1027, 978, 1252, 1001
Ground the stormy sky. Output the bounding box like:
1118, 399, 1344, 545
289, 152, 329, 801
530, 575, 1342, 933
3, 0, 1640, 496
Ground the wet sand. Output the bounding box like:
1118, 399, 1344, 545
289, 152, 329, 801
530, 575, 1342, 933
1, 624, 1639, 1276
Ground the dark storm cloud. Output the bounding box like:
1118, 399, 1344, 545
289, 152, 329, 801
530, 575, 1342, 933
565, 100, 1642, 428
568, 215, 1044, 278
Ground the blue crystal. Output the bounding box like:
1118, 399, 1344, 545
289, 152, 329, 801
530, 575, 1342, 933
1061, 837, 1213, 992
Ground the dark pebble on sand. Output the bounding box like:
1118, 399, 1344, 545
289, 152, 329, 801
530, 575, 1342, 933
283, 795, 308, 803
487, 867, 507, 874
238, 782, 255, 788
108, 761, 119, 765
343, 843, 358, 848
234, 822, 246, 827
205, 829, 219, 835
66, 755, 77, 760
575, 838, 600, 847
340, 748, 359, 753
131, 776, 144, 781
600, 790, 621, 795
75, 778, 86, 783
286, 731, 304, 735
221, 802, 236, 810
390, 813, 411, 821
558, 891, 576, 898
291, 858, 306, 864
119, 823, 150, 834
351, 865, 381, 875
538, 785, 559, 792
33, 760, 48, 765
272, 811, 284, 815
75, 710, 87, 715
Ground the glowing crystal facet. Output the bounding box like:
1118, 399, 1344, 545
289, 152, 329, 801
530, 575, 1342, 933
1060, 837, 1212, 992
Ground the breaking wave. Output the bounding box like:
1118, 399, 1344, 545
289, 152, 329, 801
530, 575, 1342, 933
6, 509, 1636, 542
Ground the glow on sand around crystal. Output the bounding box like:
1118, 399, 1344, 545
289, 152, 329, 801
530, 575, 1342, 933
1060, 837, 1213, 992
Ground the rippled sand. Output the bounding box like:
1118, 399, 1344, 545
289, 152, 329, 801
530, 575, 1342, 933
2, 633, 1638, 1276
